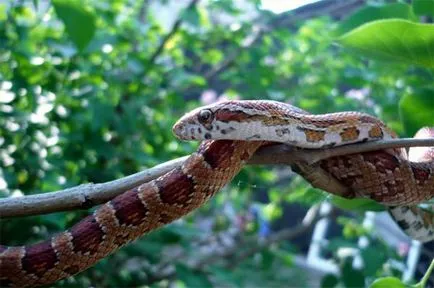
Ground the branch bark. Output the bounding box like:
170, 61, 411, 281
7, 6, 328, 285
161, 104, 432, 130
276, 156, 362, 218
0, 138, 432, 218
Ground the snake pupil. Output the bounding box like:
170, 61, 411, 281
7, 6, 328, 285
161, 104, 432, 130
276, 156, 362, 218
199, 109, 213, 123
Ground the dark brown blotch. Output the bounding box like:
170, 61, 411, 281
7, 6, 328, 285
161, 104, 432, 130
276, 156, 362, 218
362, 152, 400, 173
64, 265, 81, 275
111, 188, 149, 227
158, 212, 176, 224
155, 168, 195, 206
411, 166, 430, 183
199, 140, 236, 169
69, 215, 104, 254
22, 240, 58, 276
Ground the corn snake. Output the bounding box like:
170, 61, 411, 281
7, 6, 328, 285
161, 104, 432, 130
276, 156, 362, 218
0, 100, 432, 287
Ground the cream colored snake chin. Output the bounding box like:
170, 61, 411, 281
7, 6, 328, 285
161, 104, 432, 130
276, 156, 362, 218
0, 100, 433, 287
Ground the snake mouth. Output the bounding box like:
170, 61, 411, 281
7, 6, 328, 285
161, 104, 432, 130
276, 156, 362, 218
172, 122, 187, 139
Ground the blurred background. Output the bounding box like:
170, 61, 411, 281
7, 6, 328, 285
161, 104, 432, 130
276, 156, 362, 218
0, 0, 433, 287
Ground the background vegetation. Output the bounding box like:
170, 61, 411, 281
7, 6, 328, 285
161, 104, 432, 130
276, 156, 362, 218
1, 0, 433, 287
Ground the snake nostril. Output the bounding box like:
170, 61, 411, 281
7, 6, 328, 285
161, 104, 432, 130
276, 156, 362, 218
173, 123, 185, 136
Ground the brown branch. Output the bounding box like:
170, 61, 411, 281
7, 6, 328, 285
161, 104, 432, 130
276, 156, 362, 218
0, 156, 188, 218
0, 138, 432, 218
147, 0, 200, 66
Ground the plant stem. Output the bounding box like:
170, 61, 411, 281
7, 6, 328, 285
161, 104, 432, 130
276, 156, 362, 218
417, 259, 434, 288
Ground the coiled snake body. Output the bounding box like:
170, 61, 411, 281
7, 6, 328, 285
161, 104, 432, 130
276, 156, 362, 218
1, 100, 433, 287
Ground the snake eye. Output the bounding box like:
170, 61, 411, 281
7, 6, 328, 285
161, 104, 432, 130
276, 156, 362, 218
198, 109, 213, 124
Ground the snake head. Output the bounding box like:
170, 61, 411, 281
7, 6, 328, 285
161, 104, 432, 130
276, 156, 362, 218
173, 104, 218, 140
173, 100, 304, 141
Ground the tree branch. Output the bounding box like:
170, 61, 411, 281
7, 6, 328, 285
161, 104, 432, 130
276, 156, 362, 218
0, 138, 432, 218
147, 0, 200, 66
0, 156, 187, 218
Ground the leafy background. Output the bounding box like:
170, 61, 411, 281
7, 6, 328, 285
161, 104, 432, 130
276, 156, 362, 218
0, 0, 433, 287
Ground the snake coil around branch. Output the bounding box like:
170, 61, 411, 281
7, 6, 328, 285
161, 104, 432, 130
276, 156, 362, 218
1, 100, 433, 287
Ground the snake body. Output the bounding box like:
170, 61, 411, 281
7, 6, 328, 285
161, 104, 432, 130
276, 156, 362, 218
1, 100, 433, 287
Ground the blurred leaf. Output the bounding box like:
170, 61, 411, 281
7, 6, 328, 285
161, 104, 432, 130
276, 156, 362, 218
260, 249, 275, 270
321, 274, 339, 288
52, 0, 96, 52
361, 246, 387, 277
399, 88, 434, 136
369, 277, 406, 288
413, 0, 434, 17
211, 266, 242, 286
331, 196, 386, 212
333, 3, 417, 36
342, 259, 365, 288
176, 264, 212, 287
0, 3, 7, 21
337, 20, 434, 68
182, 6, 200, 26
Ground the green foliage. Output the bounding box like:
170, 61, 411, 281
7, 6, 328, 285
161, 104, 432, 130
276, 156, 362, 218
52, 0, 96, 52
399, 88, 434, 135
413, 0, 434, 16
1, 0, 433, 287
370, 277, 406, 288
337, 20, 434, 68
332, 2, 417, 36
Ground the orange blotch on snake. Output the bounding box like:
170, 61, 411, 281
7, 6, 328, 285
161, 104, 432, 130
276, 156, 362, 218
299, 128, 326, 143
340, 126, 360, 142
368, 125, 384, 139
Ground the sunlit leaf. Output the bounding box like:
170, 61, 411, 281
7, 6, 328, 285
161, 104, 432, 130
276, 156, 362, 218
331, 196, 386, 212
333, 3, 417, 37
337, 20, 434, 68
369, 277, 406, 288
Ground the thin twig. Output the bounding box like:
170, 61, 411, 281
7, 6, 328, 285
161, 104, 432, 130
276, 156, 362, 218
147, 0, 200, 66
250, 138, 434, 165
0, 138, 432, 218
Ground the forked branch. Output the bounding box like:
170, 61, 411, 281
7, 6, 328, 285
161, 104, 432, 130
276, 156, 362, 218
0, 138, 432, 218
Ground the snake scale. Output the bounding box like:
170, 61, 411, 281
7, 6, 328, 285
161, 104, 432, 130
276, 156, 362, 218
0, 100, 433, 287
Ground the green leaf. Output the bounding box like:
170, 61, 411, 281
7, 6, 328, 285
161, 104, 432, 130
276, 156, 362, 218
333, 3, 417, 37
175, 264, 213, 287
369, 277, 406, 288
337, 20, 434, 68
342, 259, 365, 288
361, 246, 387, 277
321, 274, 339, 288
331, 196, 386, 212
182, 6, 200, 26
399, 88, 434, 136
413, 0, 434, 17
52, 0, 96, 52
